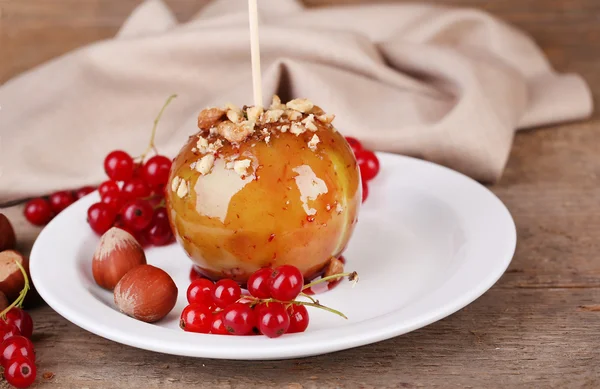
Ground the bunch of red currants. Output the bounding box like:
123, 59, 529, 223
182, 265, 326, 338
23, 187, 95, 227
86, 150, 174, 246
344, 137, 380, 203
0, 307, 35, 388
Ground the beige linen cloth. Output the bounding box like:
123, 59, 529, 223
0, 0, 593, 205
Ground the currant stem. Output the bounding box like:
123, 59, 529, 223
138, 94, 177, 162
292, 300, 348, 319
302, 271, 358, 291
299, 292, 318, 304
0, 260, 30, 319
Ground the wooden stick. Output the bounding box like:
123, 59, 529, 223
248, 0, 263, 108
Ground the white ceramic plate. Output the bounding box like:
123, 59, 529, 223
30, 153, 516, 360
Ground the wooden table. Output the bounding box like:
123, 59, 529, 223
2, 0, 600, 387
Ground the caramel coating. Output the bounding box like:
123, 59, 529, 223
167, 118, 360, 283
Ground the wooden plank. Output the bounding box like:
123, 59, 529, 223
1, 0, 600, 387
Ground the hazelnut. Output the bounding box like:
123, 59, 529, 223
0, 214, 16, 252
114, 265, 178, 323
0, 251, 29, 302
92, 227, 146, 291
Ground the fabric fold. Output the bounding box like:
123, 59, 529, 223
0, 0, 593, 204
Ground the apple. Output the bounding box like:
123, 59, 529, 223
166, 100, 361, 283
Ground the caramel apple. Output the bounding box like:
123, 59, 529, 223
166, 96, 361, 283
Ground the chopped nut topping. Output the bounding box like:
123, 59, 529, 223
196, 154, 215, 175
197, 136, 209, 152
286, 110, 303, 121
198, 108, 226, 130
190, 161, 197, 169
308, 134, 320, 151
336, 202, 344, 214
171, 176, 181, 192
216, 121, 252, 143
286, 98, 314, 113
247, 106, 263, 123
290, 122, 306, 136
264, 109, 284, 123
326, 204, 332, 211
270, 95, 286, 110
317, 114, 335, 124
233, 159, 252, 177
227, 109, 243, 124
302, 114, 318, 132
208, 139, 224, 153
280, 125, 290, 133
176, 180, 188, 198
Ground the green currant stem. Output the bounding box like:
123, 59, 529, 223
138, 94, 177, 162
299, 292, 318, 304
242, 296, 347, 320
0, 260, 29, 319
302, 271, 358, 291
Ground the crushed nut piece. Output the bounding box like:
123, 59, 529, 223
247, 106, 263, 123
336, 202, 343, 214
190, 161, 197, 169
280, 125, 290, 133
196, 154, 215, 175
209, 127, 218, 135
171, 176, 181, 192
198, 108, 226, 130
264, 109, 284, 123
326, 204, 332, 211
290, 122, 306, 136
317, 114, 335, 124
270, 95, 286, 110
207, 139, 224, 153
227, 109, 243, 124
265, 135, 271, 143
197, 136, 209, 152
287, 98, 314, 113
217, 121, 253, 143
302, 114, 318, 132
177, 180, 188, 198
233, 159, 252, 177
324, 257, 345, 279
308, 134, 320, 151
286, 110, 303, 121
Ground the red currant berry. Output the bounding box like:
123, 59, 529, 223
362, 180, 369, 203
212, 279, 242, 309
287, 304, 310, 333
0, 336, 35, 366
144, 207, 173, 246
4, 355, 36, 388
210, 311, 228, 335
121, 178, 151, 201
143, 155, 172, 187
189, 267, 203, 282
98, 180, 120, 199
87, 203, 117, 235
222, 303, 256, 335
4, 308, 33, 339
74, 186, 95, 200
356, 150, 380, 182
256, 303, 290, 338
120, 200, 153, 231
345, 136, 363, 155
23, 198, 53, 226
104, 150, 134, 182
0, 322, 21, 342
269, 265, 304, 302
187, 279, 215, 307
101, 193, 124, 212
180, 304, 212, 334
48, 191, 74, 214
247, 268, 273, 299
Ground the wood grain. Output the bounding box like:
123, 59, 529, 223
1, 0, 600, 388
